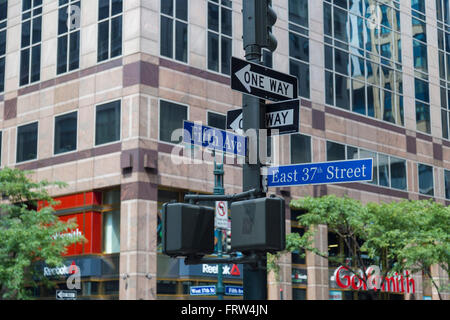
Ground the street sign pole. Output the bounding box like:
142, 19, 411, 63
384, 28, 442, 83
241, 45, 267, 301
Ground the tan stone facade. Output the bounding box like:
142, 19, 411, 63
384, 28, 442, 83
0, 0, 448, 300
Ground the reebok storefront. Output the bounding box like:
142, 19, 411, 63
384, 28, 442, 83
31, 189, 121, 300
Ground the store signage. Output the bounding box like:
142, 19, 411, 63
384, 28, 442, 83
266, 158, 373, 188
227, 99, 300, 135
202, 264, 241, 277
334, 266, 416, 294
329, 290, 343, 300
44, 261, 78, 277
183, 121, 247, 157
231, 56, 298, 101
40, 192, 103, 256
190, 286, 216, 296
291, 268, 307, 285
57, 212, 102, 256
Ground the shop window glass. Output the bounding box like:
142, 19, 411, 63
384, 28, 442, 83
103, 189, 120, 254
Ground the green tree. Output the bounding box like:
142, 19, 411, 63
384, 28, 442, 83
269, 195, 449, 300
366, 200, 449, 299
0, 168, 85, 299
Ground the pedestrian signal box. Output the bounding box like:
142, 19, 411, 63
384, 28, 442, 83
230, 197, 285, 253
162, 203, 215, 257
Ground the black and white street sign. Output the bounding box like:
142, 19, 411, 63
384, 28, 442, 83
227, 99, 300, 135
215, 200, 229, 230
56, 290, 77, 300
231, 56, 298, 101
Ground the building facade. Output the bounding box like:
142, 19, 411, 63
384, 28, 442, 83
0, 0, 448, 300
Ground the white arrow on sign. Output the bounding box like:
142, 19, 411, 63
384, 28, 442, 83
230, 113, 243, 134
235, 64, 294, 99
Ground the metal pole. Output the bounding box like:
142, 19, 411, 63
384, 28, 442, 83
242, 44, 267, 300
213, 151, 225, 300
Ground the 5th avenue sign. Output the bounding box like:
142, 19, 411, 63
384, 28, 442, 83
231, 57, 298, 101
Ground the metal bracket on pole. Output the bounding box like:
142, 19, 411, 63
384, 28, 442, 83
184, 188, 261, 204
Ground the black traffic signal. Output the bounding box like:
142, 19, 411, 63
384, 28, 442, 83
243, 0, 278, 52
162, 202, 214, 257
230, 196, 285, 253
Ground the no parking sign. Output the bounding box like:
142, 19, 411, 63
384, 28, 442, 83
215, 201, 229, 229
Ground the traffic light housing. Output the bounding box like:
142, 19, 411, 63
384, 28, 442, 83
225, 230, 232, 253
243, 0, 278, 52
230, 196, 285, 253
162, 202, 214, 257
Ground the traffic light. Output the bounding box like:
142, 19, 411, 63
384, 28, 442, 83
162, 202, 214, 257
243, 0, 278, 52
225, 230, 232, 253
230, 196, 285, 253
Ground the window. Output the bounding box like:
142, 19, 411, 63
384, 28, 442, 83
160, 0, 188, 63
418, 163, 434, 196
323, 0, 403, 125
57, 0, 81, 74
207, 0, 232, 75
290, 134, 311, 164
436, 0, 450, 139
159, 100, 188, 144
445, 169, 450, 200
412, 0, 430, 134
17, 122, 38, 163
98, 0, 122, 62
0, 0, 7, 93
103, 189, 120, 254
20, 0, 43, 86
54, 111, 77, 155
95, 100, 121, 146
207, 111, 226, 130
289, 0, 310, 99
326, 140, 407, 190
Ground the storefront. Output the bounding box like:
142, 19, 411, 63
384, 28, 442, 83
32, 189, 121, 300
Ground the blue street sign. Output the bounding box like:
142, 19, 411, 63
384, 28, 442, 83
225, 286, 244, 296
183, 121, 247, 157
190, 285, 216, 296
266, 158, 373, 188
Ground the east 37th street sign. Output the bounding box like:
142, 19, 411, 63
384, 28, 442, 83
231, 57, 298, 101
266, 158, 373, 188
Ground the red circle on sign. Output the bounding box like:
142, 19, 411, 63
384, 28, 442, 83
217, 201, 226, 216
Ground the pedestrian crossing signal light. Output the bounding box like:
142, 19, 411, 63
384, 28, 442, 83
162, 203, 214, 257
230, 196, 285, 253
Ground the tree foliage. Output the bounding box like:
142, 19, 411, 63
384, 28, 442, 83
269, 195, 449, 299
0, 168, 85, 299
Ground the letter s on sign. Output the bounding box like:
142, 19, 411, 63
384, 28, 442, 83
335, 266, 351, 289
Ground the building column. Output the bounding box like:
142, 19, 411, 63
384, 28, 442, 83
306, 224, 329, 300
119, 182, 158, 300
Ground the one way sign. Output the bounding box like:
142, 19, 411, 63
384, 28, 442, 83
231, 56, 298, 101
227, 99, 300, 136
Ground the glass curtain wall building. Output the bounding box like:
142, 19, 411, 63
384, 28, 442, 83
0, 0, 447, 301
